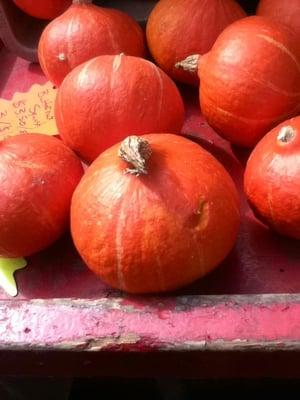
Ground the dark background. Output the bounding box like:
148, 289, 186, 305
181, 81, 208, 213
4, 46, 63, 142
237, 0, 259, 14
2, 377, 300, 399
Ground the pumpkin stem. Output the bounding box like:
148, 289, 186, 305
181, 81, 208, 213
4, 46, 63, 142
277, 126, 296, 143
118, 136, 152, 176
72, 0, 93, 4
175, 54, 200, 73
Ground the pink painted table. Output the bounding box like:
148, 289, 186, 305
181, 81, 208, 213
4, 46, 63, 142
1, 47, 300, 379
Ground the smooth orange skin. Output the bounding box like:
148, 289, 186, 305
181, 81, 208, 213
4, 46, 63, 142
257, 0, 300, 37
0, 134, 84, 257
71, 134, 240, 294
244, 117, 300, 239
38, 3, 146, 86
199, 16, 300, 148
55, 55, 185, 163
146, 0, 245, 86
13, 0, 71, 20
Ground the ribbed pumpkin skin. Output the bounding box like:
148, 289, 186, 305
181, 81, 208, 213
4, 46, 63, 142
71, 134, 240, 294
146, 0, 246, 85
244, 117, 300, 239
55, 55, 185, 163
38, 3, 146, 86
0, 134, 84, 257
13, 0, 71, 20
257, 0, 300, 37
199, 16, 300, 147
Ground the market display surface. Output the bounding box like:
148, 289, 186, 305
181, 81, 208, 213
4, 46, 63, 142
0, 0, 300, 378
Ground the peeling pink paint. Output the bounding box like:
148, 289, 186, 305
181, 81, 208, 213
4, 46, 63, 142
0, 297, 300, 347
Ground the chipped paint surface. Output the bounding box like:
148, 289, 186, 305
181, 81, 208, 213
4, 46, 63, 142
1, 295, 300, 350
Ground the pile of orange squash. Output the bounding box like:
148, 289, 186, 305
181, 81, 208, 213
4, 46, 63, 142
2, 0, 300, 294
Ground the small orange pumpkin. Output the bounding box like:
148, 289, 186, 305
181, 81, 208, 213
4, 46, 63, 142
257, 0, 300, 37
177, 16, 300, 147
71, 134, 240, 294
38, 0, 146, 86
13, 0, 71, 20
146, 0, 246, 85
0, 134, 84, 257
245, 116, 300, 239
55, 55, 185, 163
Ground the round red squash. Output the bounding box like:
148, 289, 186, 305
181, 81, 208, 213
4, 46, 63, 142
38, 0, 146, 86
146, 0, 246, 85
257, 0, 300, 37
244, 117, 300, 240
177, 16, 300, 147
13, 0, 71, 20
55, 54, 185, 163
71, 134, 240, 294
0, 133, 84, 257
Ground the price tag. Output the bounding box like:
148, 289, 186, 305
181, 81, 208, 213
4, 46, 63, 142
0, 82, 58, 139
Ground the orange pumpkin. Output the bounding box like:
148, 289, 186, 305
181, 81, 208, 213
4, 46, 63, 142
257, 0, 300, 37
0, 134, 84, 257
177, 16, 300, 147
38, 0, 146, 86
13, 0, 71, 20
55, 54, 185, 163
146, 0, 246, 85
71, 134, 240, 294
245, 116, 300, 239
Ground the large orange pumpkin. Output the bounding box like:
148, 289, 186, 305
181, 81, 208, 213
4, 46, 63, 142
257, 0, 300, 37
13, 0, 71, 20
71, 134, 240, 294
55, 54, 185, 163
0, 134, 84, 257
245, 117, 300, 240
177, 16, 300, 147
38, 0, 146, 86
146, 0, 246, 85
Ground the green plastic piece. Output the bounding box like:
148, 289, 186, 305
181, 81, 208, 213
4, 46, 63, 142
0, 257, 27, 297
